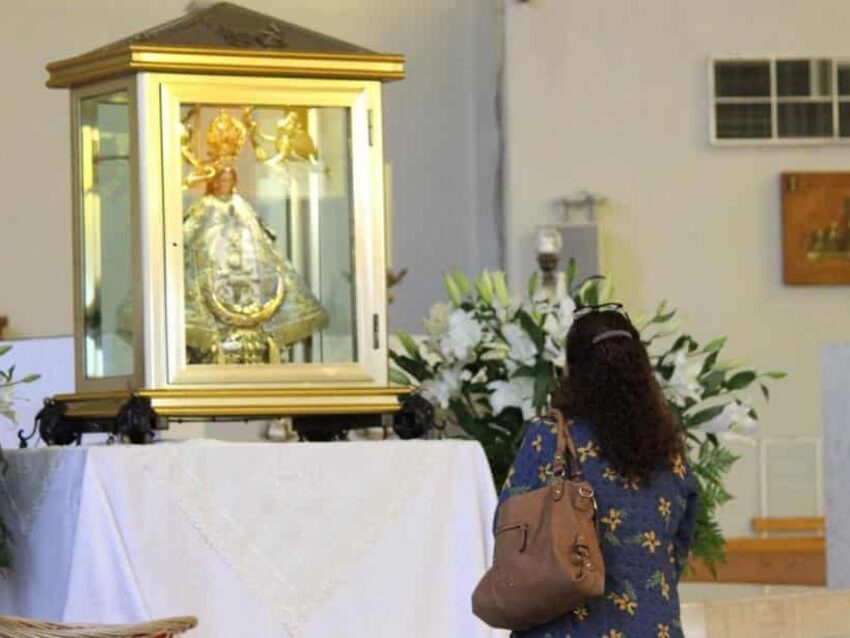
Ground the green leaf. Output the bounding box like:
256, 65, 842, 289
583, 282, 599, 307
0, 346, 10, 358
686, 405, 725, 428
517, 309, 545, 350
566, 258, 577, 291
395, 331, 420, 360
702, 337, 727, 355
726, 370, 757, 391
527, 271, 539, 300
598, 278, 614, 304
700, 351, 719, 377
389, 353, 428, 381
760, 383, 770, 401
18, 374, 39, 383
532, 360, 553, 410
388, 368, 411, 385
763, 371, 787, 380
511, 365, 536, 379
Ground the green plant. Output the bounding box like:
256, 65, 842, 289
0, 344, 40, 570
389, 267, 784, 572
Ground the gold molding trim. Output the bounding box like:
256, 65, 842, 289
52, 385, 409, 419
155, 402, 402, 417
47, 45, 405, 88
54, 386, 410, 403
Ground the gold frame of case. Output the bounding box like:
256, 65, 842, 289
46, 3, 407, 421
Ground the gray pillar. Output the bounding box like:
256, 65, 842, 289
823, 343, 850, 587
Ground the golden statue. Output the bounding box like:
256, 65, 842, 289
244, 106, 320, 165
182, 109, 328, 364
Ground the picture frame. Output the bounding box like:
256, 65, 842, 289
782, 172, 850, 285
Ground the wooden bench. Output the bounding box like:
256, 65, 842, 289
684, 517, 827, 586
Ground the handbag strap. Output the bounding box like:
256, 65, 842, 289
550, 408, 582, 480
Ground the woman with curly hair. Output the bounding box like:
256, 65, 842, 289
500, 304, 698, 638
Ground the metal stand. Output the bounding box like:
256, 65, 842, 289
22, 396, 157, 448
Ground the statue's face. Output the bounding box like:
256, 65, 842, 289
212, 169, 237, 197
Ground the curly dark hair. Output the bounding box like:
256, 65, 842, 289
554, 307, 684, 483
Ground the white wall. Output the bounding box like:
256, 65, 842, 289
0, 0, 501, 338
504, 0, 850, 525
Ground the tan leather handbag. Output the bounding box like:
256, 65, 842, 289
472, 409, 605, 630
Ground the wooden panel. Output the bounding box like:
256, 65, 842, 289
752, 516, 825, 534
0, 316, 6, 339
782, 172, 850, 285
684, 537, 826, 586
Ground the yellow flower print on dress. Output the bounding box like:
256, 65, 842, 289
657, 624, 671, 638
608, 590, 638, 616
602, 466, 618, 482
601, 508, 624, 533
658, 497, 672, 521
621, 477, 640, 491
671, 454, 686, 479
531, 434, 543, 453
537, 462, 553, 483
577, 441, 600, 462
572, 605, 589, 621
641, 531, 662, 554
602, 631, 623, 638
646, 570, 671, 601
667, 542, 676, 565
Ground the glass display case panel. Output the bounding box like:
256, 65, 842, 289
177, 103, 356, 367
78, 90, 134, 378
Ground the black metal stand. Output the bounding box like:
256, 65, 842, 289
22, 396, 157, 448
24, 392, 432, 446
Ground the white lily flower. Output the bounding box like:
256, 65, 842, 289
488, 377, 535, 419
439, 310, 483, 361
0, 384, 16, 423
700, 400, 758, 435
421, 366, 463, 409
503, 324, 537, 366
662, 350, 703, 407
543, 296, 576, 345
424, 302, 452, 338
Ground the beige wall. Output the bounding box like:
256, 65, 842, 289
0, 0, 500, 339
504, 0, 850, 524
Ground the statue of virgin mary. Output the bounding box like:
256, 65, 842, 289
182, 109, 328, 364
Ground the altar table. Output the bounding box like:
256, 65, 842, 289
0, 439, 506, 637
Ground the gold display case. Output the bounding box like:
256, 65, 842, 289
35, 3, 408, 442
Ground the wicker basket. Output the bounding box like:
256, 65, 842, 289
0, 616, 197, 638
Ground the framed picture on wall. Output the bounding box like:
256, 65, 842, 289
782, 172, 850, 285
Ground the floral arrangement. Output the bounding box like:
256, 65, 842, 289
0, 344, 39, 570
389, 267, 784, 570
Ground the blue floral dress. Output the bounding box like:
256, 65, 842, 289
499, 418, 699, 638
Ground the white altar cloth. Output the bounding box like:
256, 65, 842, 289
0, 440, 506, 637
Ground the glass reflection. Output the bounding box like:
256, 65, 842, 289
79, 90, 134, 378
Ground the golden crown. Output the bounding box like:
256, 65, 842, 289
206, 110, 247, 166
